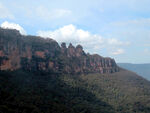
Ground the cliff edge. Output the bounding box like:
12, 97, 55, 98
0, 28, 119, 74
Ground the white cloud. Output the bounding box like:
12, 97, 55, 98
111, 18, 150, 28
0, 3, 14, 19
1, 21, 26, 35
108, 38, 130, 46
107, 18, 150, 46
144, 48, 150, 54
36, 6, 72, 20
37, 24, 104, 49
144, 43, 150, 47
37, 24, 129, 55
111, 48, 125, 55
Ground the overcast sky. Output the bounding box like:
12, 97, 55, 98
0, 0, 150, 63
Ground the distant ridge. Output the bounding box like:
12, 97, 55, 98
118, 63, 150, 80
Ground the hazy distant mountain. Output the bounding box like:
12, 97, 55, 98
118, 63, 150, 80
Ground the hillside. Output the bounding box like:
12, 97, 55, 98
0, 69, 150, 113
118, 63, 150, 81
0, 28, 150, 113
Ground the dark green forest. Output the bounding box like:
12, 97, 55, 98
0, 69, 150, 113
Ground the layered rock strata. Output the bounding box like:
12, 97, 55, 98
0, 28, 119, 74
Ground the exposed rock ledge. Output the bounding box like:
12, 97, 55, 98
0, 28, 119, 74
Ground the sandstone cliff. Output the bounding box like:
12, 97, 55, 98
0, 28, 119, 74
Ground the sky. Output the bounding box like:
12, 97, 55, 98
0, 0, 150, 63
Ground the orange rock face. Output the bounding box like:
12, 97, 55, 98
35, 51, 45, 58
0, 59, 11, 70
0, 28, 119, 74
0, 51, 4, 56
49, 62, 54, 68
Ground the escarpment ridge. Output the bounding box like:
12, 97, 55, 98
0, 28, 119, 74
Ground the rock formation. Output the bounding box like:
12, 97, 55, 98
0, 28, 119, 74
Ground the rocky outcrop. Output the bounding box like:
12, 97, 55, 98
75, 45, 85, 57
0, 28, 119, 74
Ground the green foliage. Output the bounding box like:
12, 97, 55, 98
0, 68, 150, 113
0, 70, 114, 113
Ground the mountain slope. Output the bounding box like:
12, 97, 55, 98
118, 63, 150, 80
0, 70, 115, 113
62, 68, 150, 113
0, 69, 150, 113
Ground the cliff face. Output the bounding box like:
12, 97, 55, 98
0, 28, 119, 74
